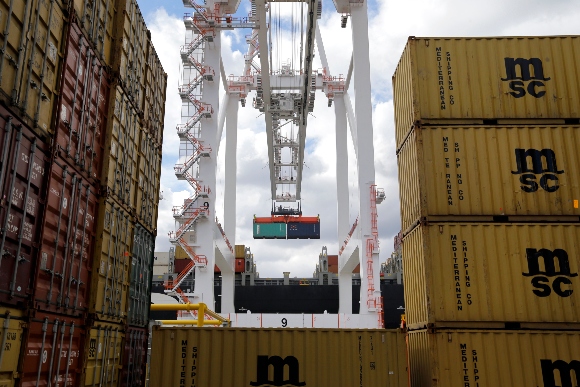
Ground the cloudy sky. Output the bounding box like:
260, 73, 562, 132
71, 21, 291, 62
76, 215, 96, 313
139, 0, 580, 277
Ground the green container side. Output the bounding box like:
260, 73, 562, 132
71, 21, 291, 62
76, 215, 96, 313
253, 222, 287, 239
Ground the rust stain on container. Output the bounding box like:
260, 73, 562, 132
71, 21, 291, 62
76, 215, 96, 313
34, 158, 98, 316
407, 329, 580, 387
135, 126, 161, 233
112, 0, 148, 113
20, 311, 85, 387
393, 36, 580, 147
89, 198, 133, 324
150, 328, 408, 387
53, 20, 111, 184
128, 224, 154, 327
71, 0, 115, 66
0, 308, 25, 387
82, 321, 124, 387
0, 108, 50, 308
403, 223, 580, 329
398, 126, 580, 231
120, 326, 148, 387
0, 0, 67, 136
101, 84, 140, 212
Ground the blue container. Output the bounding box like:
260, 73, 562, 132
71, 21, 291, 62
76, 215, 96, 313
287, 222, 320, 239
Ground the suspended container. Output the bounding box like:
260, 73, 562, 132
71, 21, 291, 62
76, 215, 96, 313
150, 328, 408, 387
407, 329, 580, 387
53, 19, 111, 184
0, 109, 50, 308
111, 0, 148, 113
134, 125, 161, 234
89, 197, 133, 324
0, 0, 66, 137
70, 0, 116, 66
287, 222, 320, 239
127, 224, 154, 327
101, 84, 140, 213
403, 223, 580, 330
20, 311, 85, 387
0, 308, 25, 387
253, 222, 286, 239
143, 36, 167, 146
82, 321, 125, 387
33, 158, 98, 317
119, 326, 148, 387
393, 36, 580, 148
398, 125, 580, 232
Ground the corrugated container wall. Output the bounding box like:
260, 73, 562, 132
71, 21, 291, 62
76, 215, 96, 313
82, 321, 124, 387
253, 222, 286, 239
0, 308, 25, 387
112, 0, 148, 113
19, 311, 85, 387
53, 20, 111, 184
407, 329, 580, 387
287, 222, 321, 239
0, 0, 66, 136
101, 84, 139, 212
120, 326, 148, 387
235, 245, 246, 258
144, 37, 167, 146
402, 223, 580, 330
135, 124, 161, 234
71, 0, 115, 66
128, 224, 154, 327
89, 198, 133, 324
33, 159, 98, 316
397, 126, 580, 232
393, 36, 580, 148
0, 109, 50, 308
150, 328, 408, 387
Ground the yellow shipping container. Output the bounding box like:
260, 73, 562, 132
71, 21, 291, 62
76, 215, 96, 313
135, 126, 161, 234
235, 245, 246, 258
403, 223, 580, 330
144, 38, 167, 146
101, 84, 140, 212
393, 36, 580, 148
0, 0, 66, 136
398, 126, 580, 232
150, 328, 408, 387
112, 0, 148, 113
89, 197, 133, 324
82, 322, 125, 387
0, 308, 24, 387
174, 245, 188, 260
408, 329, 580, 387
71, 0, 115, 65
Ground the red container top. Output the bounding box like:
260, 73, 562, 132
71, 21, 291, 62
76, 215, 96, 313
33, 156, 98, 316
20, 311, 85, 387
0, 108, 50, 308
53, 21, 110, 184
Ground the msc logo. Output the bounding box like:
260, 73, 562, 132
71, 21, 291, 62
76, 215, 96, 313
540, 359, 580, 387
522, 248, 578, 298
511, 148, 564, 193
250, 355, 306, 387
501, 57, 550, 98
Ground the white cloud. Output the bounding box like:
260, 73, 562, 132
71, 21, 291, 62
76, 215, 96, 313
147, 0, 580, 277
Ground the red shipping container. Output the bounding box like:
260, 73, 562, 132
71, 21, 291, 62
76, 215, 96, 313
0, 107, 50, 308
20, 311, 85, 387
53, 20, 110, 184
120, 326, 148, 387
173, 259, 191, 274
235, 258, 244, 273
33, 158, 98, 316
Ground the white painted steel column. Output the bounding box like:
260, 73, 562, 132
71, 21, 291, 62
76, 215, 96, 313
350, 1, 376, 314
219, 94, 239, 314
192, 18, 221, 307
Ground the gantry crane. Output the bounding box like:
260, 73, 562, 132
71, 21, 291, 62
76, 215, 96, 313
169, 0, 386, 327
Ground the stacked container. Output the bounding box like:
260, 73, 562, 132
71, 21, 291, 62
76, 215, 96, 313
393, 36, 580, 386
0, 0, 166, 385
